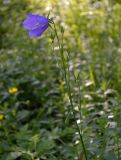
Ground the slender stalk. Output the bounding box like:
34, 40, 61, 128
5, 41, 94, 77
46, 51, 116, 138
73, 71, 84, 134
66, 55, 88, 160
52, 22, 88, 160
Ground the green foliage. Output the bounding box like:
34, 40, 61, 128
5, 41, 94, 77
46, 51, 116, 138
0, 0, 121, 159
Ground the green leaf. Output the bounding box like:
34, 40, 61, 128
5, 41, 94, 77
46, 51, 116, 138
37, 140, 55, 154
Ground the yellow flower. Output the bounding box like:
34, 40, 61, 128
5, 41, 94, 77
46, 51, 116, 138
0, 114, 4, 121
8, 87, 18, 94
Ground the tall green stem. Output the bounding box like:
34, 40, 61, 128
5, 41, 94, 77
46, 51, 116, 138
52, 22, 88, 160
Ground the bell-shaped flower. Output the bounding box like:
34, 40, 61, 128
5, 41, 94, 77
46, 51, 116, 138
22, 14, 49, 37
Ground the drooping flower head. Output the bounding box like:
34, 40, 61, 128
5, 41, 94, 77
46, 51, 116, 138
22, 14, 49, 37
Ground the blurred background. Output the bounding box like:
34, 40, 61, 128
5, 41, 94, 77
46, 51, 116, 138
0, 0, 121, 160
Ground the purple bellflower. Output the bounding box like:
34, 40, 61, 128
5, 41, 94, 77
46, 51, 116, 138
22, 14, 49, 37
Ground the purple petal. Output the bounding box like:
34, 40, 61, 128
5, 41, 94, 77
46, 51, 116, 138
22, 15, 38, 30
37, 16, 48, 25
22, 14, 49, 37
29, 25, 48, 37
26, 14, 35, 17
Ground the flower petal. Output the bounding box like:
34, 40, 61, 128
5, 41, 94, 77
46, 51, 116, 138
22, 15, 38, 30
26, 14, 35, 17
22, 14, 49, 37
29, 25, 48, 37
37, 16, 48, 25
